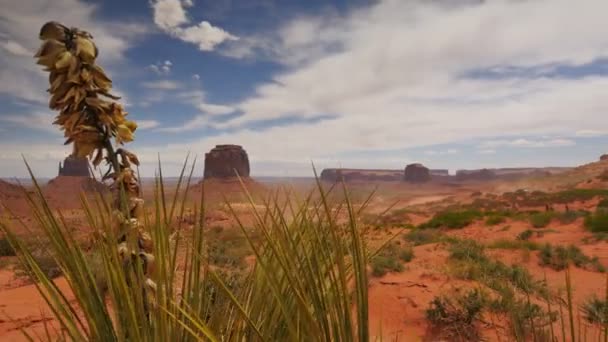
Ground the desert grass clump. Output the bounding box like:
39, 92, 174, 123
529, 212, 553, 228
419, 208, 483, 229
517, 229, 534, 241
585, 209, 608, 233
370, 240, 413, 277
581, 296, 608, 326
538, 243, 604, 272
426, 288, 486, 341
403, 228, 443, 246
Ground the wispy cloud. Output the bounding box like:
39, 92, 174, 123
136, 120, 161, 130
424, 149, 459, 156
575, 129, 608, 137
481, 138, 576, 149
148, 60, 173, 75
151, 0, 238, 51
0, 111, 57, 133
140, 80, 181, 90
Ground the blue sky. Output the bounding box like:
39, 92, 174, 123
1, 0, 607, 178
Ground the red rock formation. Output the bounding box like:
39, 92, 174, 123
204, 145, 250, 179
58, 155, 91, 177
404, 163, 431, 183
601, 154, 608, 161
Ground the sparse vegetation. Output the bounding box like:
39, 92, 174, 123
485, 214, 506, 226
426, 288, 486, 341
581, 296, 608, 326
370, 240, 413, 277
586, 209, 608, 233
538, 244, 604, 272
403, 229, 443, 246
419, 208, 483, 229
530, 212, 553, 228
517, 229, 534, 241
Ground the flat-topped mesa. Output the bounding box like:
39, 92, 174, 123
455, 168, 496, 181
204, 144, 250, 179
58, 155, 91, 177
404, 163, 431, 183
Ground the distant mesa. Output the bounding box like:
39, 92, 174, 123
455, 168, 496, 181
58, 155, 91, 177
43, 154, 108, 208
601, 154, 608, 161
204, 145, 250, 179
320, 169, 403, 182
404, 163, 431, 183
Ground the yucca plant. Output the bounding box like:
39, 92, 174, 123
0, 21, 373, 342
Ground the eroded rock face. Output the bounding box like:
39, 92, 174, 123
204, 145, 250, 179
404, 163, 431, 183
58, 155, 91, 177
601, 154, 608, 161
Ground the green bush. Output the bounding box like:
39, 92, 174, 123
419, 209, 482, 229
529, 212, 552, 228
371, 255, 403, 277
585, 211, 608, 233
0, 236, 16, 257
485, 215, 506, 226
516, 229, 534, 241
399, 247, 414, 262
370, 241, 413, 277
403, 229, 442, 246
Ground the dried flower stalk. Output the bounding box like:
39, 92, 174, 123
34, 21, 156, 306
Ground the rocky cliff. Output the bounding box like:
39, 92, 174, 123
58, 155, 91, 177
204, 145, 250, 179
404, 163, 431, 183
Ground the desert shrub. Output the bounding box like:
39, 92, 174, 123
581, 296, 608, 326
399, 246, 414, 262
507, 300, 556, 340
598, 170, 608, 181
585, 210, 608, 233
0, 236, 16, 256
419, 209, 482, 229
15, 249, 62, 280
361, 208, 412, 229
371, 255, 403, 277
403, 229, 442, 246
529, 212, 553, 228
485, 215, 506, 226
517, 229, 534, 241
426, 288, 486, 341
371, 241, 412, 277
449, 239, 485, 262
537, 244, 602, 272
